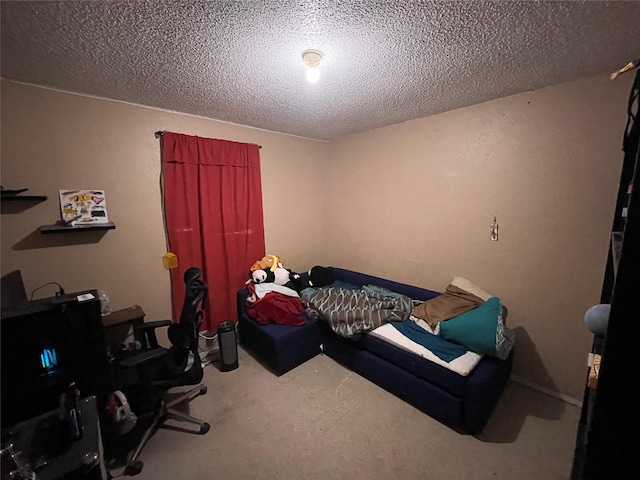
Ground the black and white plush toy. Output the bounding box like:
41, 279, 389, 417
289, 265, 334, 292
288, 270, 304, 291
308, 266, 334, 287
251, 267, 291, 286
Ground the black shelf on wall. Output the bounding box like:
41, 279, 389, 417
1, 190, 116, 232
39, 222, 116, 234
0, 194, 48, 213
1, 195, 47, 202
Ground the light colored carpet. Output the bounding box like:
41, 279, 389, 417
105, 346, 580, 480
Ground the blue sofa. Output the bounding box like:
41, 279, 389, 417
236, 267, 513, 435
236, 288, 321, 375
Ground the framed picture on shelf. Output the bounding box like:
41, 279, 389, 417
59, 189, 109, 225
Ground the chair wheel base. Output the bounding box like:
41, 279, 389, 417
200, 423, 210, 434
124, 460, 144, 476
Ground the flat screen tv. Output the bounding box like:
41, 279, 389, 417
1, 290, 111, 430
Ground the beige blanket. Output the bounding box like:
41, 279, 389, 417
411, 284, 484, 329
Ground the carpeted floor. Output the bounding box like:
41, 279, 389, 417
103, 346, 580, 480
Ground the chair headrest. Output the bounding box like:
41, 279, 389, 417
184, 267, 202, 285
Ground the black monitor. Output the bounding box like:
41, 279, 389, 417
1, 290, 111, 430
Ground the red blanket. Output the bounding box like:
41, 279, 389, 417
246, 284, 305, 326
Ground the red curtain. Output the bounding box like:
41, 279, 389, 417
162, 132, 265, 332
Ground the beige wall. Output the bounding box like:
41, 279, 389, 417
326, 73, 632, 401
1, 73, 631, 401
1, 80, 329, 335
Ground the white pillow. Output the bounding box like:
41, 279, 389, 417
450, 277, 493, 301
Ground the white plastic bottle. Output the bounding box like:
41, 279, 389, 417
99, 290, 112, 316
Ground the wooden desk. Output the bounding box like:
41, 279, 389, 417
101, 305, 145, 354
102, 305, 154, 397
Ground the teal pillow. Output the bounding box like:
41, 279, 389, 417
439, 297, 514, 359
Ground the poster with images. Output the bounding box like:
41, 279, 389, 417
59, 189, 109, 225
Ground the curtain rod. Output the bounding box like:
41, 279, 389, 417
155, 131, 262, 149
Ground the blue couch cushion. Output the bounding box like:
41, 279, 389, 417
249, 315, 318, 351
237, 287, 319, 351
361, 333, 468, 397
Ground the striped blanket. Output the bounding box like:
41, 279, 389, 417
301, 287, 413, 338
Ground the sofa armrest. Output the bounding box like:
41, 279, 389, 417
236, 287, 250, 319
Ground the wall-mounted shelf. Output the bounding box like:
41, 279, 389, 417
1, 195, 47, 202
40, 222, 116, 234
1, 195, 48, 213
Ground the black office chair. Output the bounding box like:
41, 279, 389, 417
119, 267, 210, 476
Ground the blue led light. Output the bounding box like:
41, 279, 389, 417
40, 347, 58, 370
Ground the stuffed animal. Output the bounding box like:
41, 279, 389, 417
308, 266, 334, 287
251, 267, 291, 286
250, 254, 283, 272
288, 270, 303, 290
251, 269, 275, 284
289, 266, 334, 292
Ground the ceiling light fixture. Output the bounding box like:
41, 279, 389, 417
302, 49, 323, 84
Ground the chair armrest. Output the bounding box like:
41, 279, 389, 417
137, 320, 172, 330
119, 347, 167, 368
135, 320, 172, 348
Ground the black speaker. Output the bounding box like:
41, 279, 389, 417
218, 321, 238, 371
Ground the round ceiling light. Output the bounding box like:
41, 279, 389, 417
302, 49, 323, 84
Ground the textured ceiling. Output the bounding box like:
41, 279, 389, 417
2, 1, 640, 141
